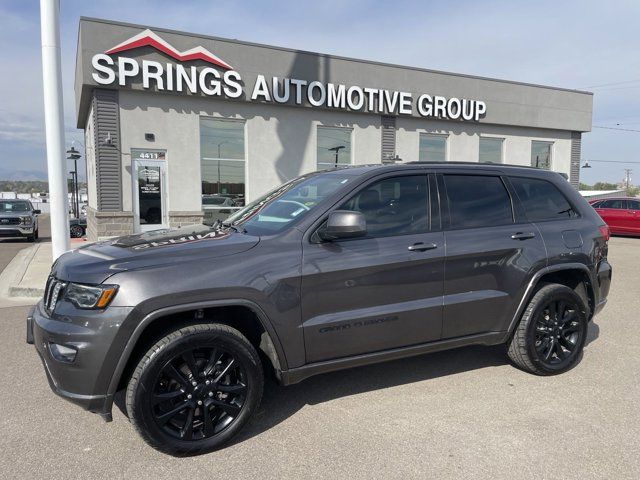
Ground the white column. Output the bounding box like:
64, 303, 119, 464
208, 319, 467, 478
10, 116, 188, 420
40, 0, 70, 259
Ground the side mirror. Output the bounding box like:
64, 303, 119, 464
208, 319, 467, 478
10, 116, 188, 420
318, 210, 366, 241
33, 209, 41, 215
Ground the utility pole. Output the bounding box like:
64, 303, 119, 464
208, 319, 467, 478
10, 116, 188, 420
40, 0, 70, 258
624, 169, 632, 191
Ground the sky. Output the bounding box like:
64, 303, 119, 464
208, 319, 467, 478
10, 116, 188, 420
1, 0, 639, 185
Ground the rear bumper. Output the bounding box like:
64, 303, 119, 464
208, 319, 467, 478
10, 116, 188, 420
595, 260, 612, 313
28, 300, 133, 420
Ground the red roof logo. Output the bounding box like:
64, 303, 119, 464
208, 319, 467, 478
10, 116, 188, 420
105, 29, 233, 70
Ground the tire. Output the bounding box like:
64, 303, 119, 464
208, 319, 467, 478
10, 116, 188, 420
26, 233, 35, 242
70, 225, 84, 238
34, 228, 39, 240
126, 324, 263, 456
507, 283, 588, 375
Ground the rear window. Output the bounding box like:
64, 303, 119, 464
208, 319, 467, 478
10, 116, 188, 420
443, 175, 513, 228
510, 177, 577, 221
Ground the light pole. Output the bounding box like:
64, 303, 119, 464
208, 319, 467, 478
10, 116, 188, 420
328, 145, 346, 167
216, 141, 228, 194
66, 147, 81, 218
40, 0, 70, 257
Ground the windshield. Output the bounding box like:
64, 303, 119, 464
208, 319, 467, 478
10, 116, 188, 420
225, 172, 354, 235
0, 201, 31, 213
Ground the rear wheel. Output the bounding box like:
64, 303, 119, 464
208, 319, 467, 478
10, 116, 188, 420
507, 283, 588, 375
126, 324, 263, 455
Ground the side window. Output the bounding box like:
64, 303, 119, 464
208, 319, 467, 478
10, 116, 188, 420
601, 199, 626, 209
590, 201, 603, 208
628, 200, 640, 210
339, 175, 429, 237
510, 177, 577, 221
443, 175, 513, 228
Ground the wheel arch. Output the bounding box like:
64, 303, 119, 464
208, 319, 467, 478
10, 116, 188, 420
507, 263, 596, 336
106, 299, 287, 401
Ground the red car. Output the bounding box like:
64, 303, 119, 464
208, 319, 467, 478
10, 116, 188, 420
589, 197, 640, 236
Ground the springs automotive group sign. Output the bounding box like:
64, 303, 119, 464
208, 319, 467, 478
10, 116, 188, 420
92, 29, 487, 121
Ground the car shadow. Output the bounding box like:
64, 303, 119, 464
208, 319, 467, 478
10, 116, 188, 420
232, 344, 508, 446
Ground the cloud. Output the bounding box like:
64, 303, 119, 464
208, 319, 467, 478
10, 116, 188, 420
1, 0, 639, 183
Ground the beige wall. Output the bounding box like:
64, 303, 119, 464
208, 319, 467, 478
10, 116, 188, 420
118, 90, 381, 213
396, 117, 572, 173
118, 90, 574, 217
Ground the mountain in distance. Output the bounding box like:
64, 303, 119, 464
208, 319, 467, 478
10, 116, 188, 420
0, 166, 49, 182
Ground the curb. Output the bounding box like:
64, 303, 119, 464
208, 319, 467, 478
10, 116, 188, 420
2, 243, 45, 299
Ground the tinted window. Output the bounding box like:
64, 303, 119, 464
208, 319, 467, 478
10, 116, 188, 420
600, 199, 626, 209
510, 177, 577, 221
628, 200, 640, 210
340, 175, 429, 237
444, 175, 513, 228
590, 201, 603, 208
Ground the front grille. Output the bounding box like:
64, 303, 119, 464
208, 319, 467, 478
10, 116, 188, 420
0, 217, 21, 226
43, 276, 66, 314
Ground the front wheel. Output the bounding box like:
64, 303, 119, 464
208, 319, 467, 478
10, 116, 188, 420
507, 284, 588, 375
126, 324, 263, 456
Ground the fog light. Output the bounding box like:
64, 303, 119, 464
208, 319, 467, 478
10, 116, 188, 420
49, 342, 77, 363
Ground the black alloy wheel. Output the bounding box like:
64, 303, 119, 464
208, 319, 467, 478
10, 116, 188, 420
533, 299, 583, 368
151, 346, 247, 440
507, 283, 588, 375
70, 225, 84, 238
126, 324, 263, 455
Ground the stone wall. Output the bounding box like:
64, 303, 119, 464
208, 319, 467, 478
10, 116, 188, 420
86, 207, 134, 241
169, 211, 205, 229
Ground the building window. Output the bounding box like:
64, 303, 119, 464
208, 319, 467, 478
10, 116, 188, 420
317, 126, 352, 170
200, 117, 246, 224
419, 134, 447, 162
479, 137, 504, 163
531, 141, 553, 169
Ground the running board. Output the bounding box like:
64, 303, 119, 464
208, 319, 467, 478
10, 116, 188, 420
280, 331, 507, 385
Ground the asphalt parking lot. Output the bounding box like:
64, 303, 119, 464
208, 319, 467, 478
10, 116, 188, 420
0, 236, 638, 479
0, 214, 50, 273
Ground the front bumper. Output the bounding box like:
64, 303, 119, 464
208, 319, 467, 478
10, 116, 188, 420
0, 225, 33, 237
28, 300, 133, 420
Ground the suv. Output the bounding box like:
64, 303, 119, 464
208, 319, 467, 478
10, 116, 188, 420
0, 199, 40, 241
28, 163, 611, 455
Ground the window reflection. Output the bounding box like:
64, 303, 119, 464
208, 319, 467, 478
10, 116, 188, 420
317, 126, 352, 170
479, 137, 504, 163
200, 118, 246, 225
419, 134, 447, 162
531, 141, 553, 169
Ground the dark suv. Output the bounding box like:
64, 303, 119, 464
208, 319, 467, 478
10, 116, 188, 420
28, 163, 611, 455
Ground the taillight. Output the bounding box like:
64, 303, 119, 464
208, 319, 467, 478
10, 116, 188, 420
598, 225, 610, 242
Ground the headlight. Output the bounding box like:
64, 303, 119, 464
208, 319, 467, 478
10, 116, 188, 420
20, 216, 32, 225
64, 283, 118, 309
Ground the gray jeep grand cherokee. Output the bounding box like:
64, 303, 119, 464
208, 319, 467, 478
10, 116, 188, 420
28, 163, 611, 455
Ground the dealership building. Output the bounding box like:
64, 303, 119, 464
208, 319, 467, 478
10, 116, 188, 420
75, 17, 594, 239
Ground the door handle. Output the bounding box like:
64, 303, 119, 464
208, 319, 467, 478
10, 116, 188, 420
408, 242, 438, 252
510, 232, 536, 240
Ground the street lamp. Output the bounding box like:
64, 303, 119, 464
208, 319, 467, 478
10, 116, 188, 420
66, 146, 81, 218
581, 161, 592, 169
328, 145, 346, 167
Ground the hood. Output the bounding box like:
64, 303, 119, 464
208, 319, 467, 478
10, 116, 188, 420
51, 225, 260, 284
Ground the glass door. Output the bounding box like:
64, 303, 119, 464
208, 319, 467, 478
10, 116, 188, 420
132, 149, 167, 233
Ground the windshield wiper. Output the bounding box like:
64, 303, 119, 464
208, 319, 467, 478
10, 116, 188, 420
222, 222, 246, 234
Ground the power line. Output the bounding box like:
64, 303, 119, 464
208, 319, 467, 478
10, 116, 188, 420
593, 125, 640, 132
582, 79, 640, 89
